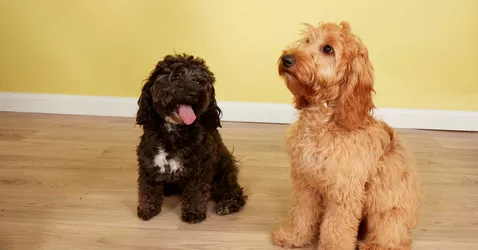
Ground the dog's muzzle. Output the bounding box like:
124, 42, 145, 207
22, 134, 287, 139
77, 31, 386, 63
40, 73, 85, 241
281, 55, 295, 68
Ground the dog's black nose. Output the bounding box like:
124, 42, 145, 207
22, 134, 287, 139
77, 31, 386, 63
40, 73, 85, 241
281, 55, 295, 68
188, 93, 197, 98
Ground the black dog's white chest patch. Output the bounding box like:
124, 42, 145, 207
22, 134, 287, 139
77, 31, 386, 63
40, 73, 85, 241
153, 148, 183, 173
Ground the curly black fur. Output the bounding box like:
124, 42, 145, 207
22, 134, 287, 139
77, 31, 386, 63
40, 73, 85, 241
135, 53, 247, 223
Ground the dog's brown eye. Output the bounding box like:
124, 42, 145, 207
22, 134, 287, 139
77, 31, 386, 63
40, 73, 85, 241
305, 38, 310, 43
322, 45, 334, 54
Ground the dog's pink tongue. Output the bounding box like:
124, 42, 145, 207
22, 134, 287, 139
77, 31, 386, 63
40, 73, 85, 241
178, 104, 196, 125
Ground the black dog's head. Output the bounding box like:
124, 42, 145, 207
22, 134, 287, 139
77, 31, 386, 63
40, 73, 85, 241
136, 54, 222, 131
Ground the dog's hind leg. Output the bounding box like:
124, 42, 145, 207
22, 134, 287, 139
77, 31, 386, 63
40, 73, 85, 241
211, 146, 247, 216
357, 209, 413, 250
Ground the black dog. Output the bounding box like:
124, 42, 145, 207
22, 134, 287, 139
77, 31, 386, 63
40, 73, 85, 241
135, 53, 247, 223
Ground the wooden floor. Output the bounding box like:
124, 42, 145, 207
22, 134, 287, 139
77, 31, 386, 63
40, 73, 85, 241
0, 111, 477, 250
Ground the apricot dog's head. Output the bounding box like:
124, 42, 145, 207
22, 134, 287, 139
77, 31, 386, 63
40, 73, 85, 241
278, 21, 375, 129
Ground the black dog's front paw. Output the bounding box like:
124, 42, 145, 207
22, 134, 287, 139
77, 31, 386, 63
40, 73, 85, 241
181, 211, 207, 224
137, 206, 161, 221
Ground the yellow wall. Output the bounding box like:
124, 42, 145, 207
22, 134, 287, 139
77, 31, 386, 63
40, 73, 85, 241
1, 0, 477, 111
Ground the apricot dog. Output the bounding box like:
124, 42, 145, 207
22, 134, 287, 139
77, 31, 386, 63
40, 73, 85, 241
271, 21, 421, 250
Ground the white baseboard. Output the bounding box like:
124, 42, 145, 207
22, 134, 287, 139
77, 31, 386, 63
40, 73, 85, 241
0, 92, 477, 131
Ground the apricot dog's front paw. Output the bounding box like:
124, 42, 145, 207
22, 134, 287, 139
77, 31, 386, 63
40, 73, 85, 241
271, 227, 303, 248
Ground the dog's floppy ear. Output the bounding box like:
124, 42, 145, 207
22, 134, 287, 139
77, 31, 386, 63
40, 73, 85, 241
200, 86, 222, 131
193, 58, 222, 131
136, 63, 164, 127
334, 35, 375, 130
136, 80, 154, 127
